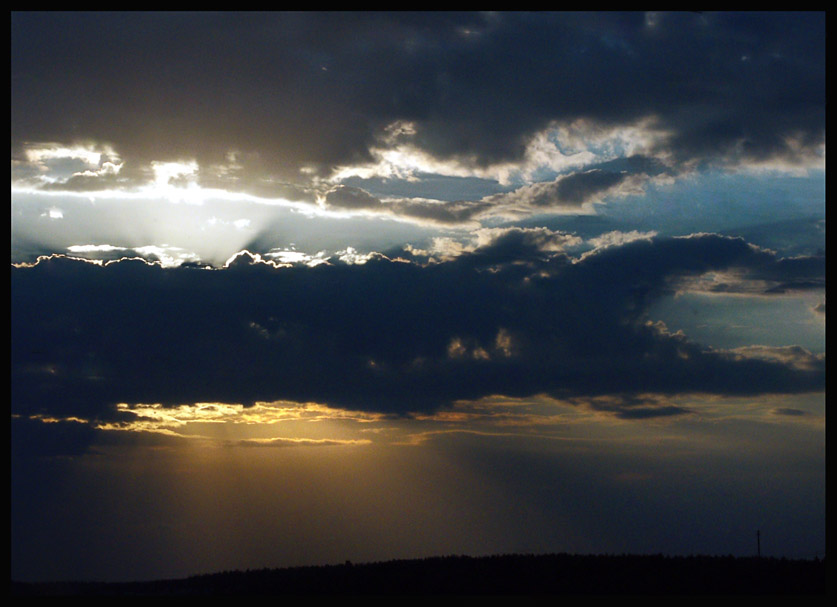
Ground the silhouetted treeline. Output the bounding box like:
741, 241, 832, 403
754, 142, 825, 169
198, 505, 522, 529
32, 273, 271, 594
10, 553, 826, 596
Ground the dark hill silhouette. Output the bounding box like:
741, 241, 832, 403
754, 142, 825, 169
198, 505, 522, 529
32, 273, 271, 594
10, 553, 825, 596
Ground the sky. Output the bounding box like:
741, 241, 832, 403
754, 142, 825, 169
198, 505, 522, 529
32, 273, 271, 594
11, 11, 825, 583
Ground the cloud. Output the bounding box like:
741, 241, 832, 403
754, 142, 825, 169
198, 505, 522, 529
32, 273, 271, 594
568, 394, 693, 420
723, 345, 824, 372
321, 184, 493, 227
11, 416, 99, 460
232, 437, 372, 448
12, 12, 824, 197
585, 230, 658, 252
487, 154, 674, 213
476, 170, 633, 217
64, 244, 202, 268
401, 227, 583, 267
666, 246, 826, 297
12, 233, 825, 427
318, 153, 669, 226
323, 185, 383, 211
771, 407, 807, 417
390, 198, 494, 226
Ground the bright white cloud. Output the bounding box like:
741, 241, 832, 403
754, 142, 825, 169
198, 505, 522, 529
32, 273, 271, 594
586, 230, 658, 250
66, 244, 124, 254
42, 207, 64, 219
23, 143, 120, 168
265, 249, 329, 267
133, 245, 201, 267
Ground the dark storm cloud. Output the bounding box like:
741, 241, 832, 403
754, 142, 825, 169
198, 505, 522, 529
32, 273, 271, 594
12, 234, 824, 425
11, 11, 824, 186
11, 416, 99, 460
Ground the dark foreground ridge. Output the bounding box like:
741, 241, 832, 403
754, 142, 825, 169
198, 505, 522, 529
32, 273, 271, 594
11, 553, 826, 596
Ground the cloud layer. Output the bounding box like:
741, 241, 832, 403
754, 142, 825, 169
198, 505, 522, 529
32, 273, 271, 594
12, 232, 824, 428
12, 12, 825, 201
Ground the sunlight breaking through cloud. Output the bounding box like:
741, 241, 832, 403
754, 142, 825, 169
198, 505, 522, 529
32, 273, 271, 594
108, 401, 390, 434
